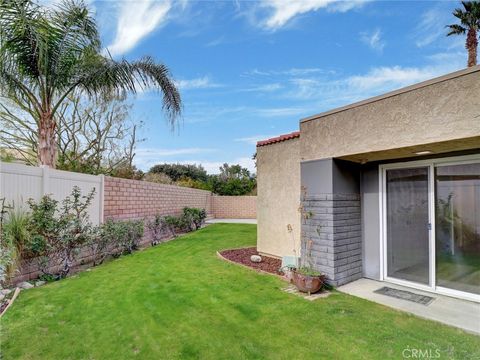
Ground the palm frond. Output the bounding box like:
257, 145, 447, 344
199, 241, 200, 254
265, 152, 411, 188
52, 54, 182, 127
446, 24, 467, 36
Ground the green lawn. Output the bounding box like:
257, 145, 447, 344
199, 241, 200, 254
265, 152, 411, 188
1, 224, 478, 359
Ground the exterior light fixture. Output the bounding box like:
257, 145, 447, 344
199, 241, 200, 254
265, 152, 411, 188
415, 151, 433, 155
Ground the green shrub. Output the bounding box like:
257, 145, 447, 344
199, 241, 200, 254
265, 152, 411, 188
87, 226, 110, 266
101, 219, 144, 256
26, 186, 96, 278
163, 215, 184, 238
2, 210, 30, 258
182, 207, 206, 231
0, 199, 16, 283
147, 214, 170, 245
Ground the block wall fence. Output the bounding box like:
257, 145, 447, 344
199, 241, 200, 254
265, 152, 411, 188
103, 176, 213, 221
212, 196, 256, 219
2, 163, 256, 284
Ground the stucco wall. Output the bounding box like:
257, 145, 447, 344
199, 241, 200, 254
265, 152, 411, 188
300, 67, 480, 162
257, 138, 301, 258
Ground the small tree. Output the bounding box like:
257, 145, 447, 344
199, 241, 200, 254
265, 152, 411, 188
57, 186, 96, 277
27, 186, 95, 278
149, 163, 208, 182
208, 164, 256, 195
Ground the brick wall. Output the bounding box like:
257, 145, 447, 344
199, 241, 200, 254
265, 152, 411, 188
212, 196, 256, 219
104, 176, 213, 220
10, 176, 257, 285
301, 193, 362, 286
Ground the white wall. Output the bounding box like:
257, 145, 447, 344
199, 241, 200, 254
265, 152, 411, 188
0, 162, 103, 225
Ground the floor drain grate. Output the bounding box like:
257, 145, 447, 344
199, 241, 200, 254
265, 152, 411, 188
374, 286, 435, 305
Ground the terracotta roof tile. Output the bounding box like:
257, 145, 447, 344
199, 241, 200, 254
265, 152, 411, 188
256, 131, 300, 147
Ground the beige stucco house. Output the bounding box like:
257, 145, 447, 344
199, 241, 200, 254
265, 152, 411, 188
257, 65, 480, 302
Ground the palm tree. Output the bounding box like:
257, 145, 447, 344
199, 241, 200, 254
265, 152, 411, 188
0, 0, 181, 167
447, 1, 480, 67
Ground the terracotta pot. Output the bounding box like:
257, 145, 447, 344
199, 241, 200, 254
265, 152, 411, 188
292, 270, 325, 294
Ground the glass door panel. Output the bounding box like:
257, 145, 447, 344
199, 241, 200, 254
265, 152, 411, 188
435, 163, 480, 295
386, 167, 430, 285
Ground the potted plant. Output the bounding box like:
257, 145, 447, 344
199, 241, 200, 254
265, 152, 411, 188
292, 266, 325, 295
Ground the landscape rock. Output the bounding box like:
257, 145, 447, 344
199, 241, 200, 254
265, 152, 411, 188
35, 281, 46, 287
18, 281, 34, 290
0, 289, 12, 295
250, 255, 262, 263
0, 294, 4, 301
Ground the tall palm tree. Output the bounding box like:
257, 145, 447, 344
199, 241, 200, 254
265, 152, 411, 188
447, 1, 480, 67
0, 0, 181, 167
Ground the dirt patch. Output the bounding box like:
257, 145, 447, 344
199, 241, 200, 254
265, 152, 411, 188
219, 247, 283, 275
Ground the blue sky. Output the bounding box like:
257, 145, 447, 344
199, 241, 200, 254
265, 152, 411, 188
80, 0, 465, 173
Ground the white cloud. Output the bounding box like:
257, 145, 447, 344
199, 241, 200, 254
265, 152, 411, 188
415, 8, 442, 48
360, 28, 385, 52
289, 78, 321, 99
254, 107, 308, 118
273, 51, 465, 110
260, 0, 368, 30
345, 65, 451, 92
413, 4, 455, 48
205, 36, 226, 47
235, 134, 278, 145
243, 67, 331, 78
107, 0, 172, 57
283, 68, 328, 76
174, 76, 222, 90
241, 83, 283, 92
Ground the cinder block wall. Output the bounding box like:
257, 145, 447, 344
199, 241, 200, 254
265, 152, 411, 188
11, 176, 258, 284
212, 196, 256, 219
104, 177, 213, 220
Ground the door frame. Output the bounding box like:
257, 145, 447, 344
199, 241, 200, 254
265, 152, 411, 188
379, 154, 480, 303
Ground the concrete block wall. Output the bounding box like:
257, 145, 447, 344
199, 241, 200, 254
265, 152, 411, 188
212, 196, 256, 219
10, 175, 258, 285
302, 193, 362, 286
104, 176, 213, 220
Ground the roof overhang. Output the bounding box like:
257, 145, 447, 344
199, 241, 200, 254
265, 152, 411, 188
336, 136, 480, 164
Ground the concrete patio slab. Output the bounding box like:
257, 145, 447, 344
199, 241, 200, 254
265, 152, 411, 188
206, 219, 257, 224
337, 278, 480, 335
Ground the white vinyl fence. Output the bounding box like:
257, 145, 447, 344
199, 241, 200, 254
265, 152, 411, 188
0, 162, 103, 225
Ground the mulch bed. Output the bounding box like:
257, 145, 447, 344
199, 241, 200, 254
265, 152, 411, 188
219, 247, 283, 275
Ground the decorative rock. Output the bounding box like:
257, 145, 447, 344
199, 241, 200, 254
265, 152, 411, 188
0, 294, 4, 301
18, 281, 34, 290
0, 289, 12, 295
250, 255, 262, 263
35, 281, 46, 287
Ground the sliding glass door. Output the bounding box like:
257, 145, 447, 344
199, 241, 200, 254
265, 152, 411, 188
382, 156, 480, 300
386, 167, 430, 285
435, 163, 480, 295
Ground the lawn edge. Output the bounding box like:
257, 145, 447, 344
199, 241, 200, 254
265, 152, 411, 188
216, 248, 287, 281
0, 287, 21, 318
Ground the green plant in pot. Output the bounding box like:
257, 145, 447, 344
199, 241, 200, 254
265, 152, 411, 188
292, 239, 326, 295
